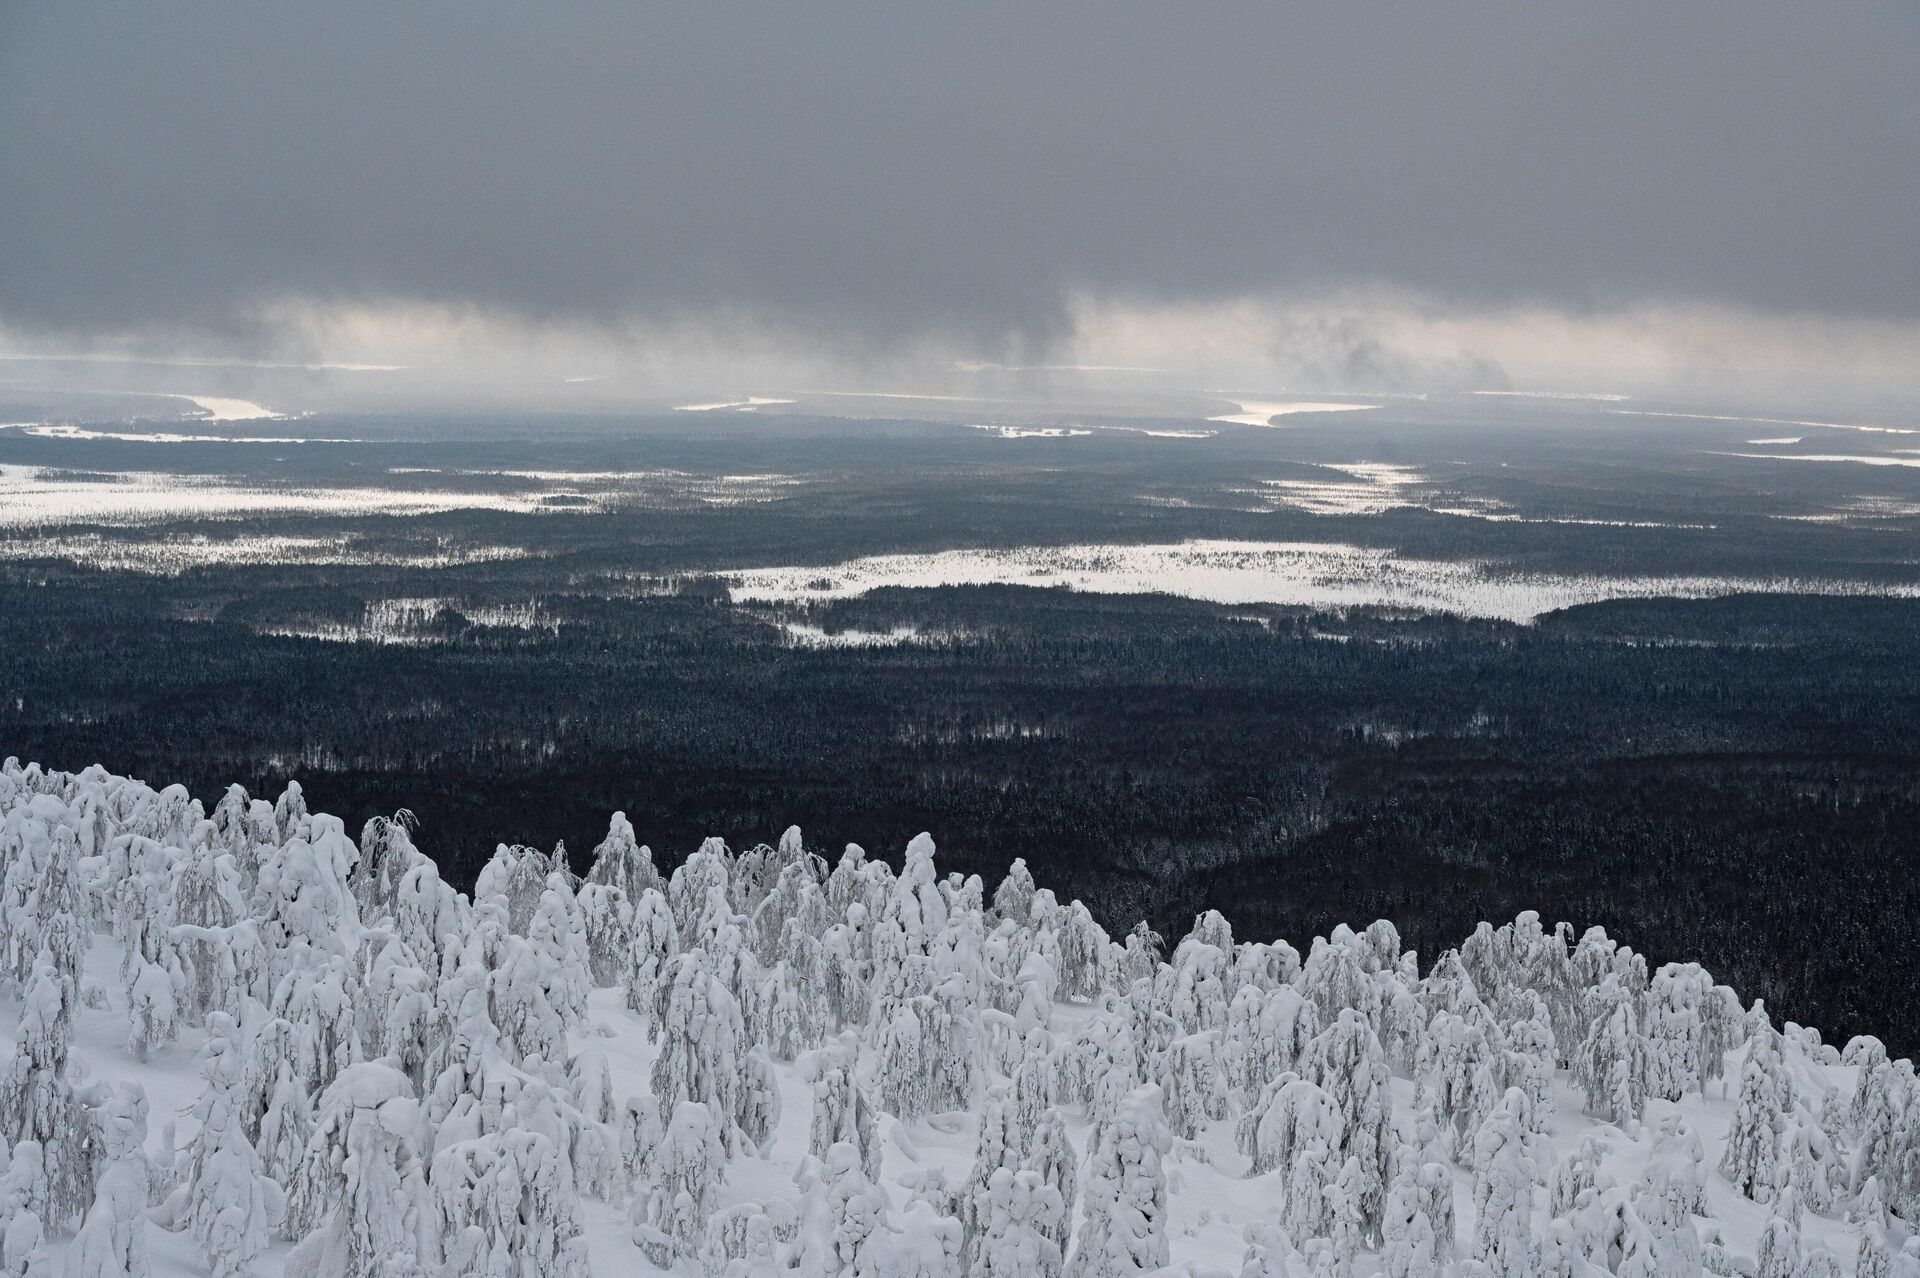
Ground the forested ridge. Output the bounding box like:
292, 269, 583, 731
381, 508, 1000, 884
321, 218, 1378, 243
2, 757, 1916, 1275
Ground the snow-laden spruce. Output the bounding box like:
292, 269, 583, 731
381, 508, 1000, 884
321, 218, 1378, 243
0, 759, 1918, 1276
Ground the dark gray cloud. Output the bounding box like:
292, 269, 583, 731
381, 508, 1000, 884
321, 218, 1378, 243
2, 1, 1915, 353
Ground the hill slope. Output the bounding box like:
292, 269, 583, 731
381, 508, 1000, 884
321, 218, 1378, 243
0, 757, 1910, 1276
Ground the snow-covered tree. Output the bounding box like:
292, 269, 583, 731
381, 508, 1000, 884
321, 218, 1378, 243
585, 812, 663, 902
752, 859, 827, 966
1009, 1027, 1057, 1133
490, 898, 586, 1063
960, 1087, 1027, 1265
1297, 1010, 1393, 1239
1503, 996, 1556, 1135
125, 956, 177, 1061
625, 1097, 721, 1266
738, 1045, 782, 1155
255, 815, 362, 966
1422, 1010, 1504, 1161
1722, 1024, 1789, 1202
1069, 1084, 1171, 1277
651, 949, 748, 1152
1057, 902, 1107, 1004
1382, 1150, 1451, 1278
1325, 1155, 1368, 1276
12, 829, 91, 1005
1120, 922, 1162, 989
1469, 1090, 1534, 1278
1238, 1224, 1303, 1278
432, 1126, 589, 1277
669, 838, 732, 938
351, 811, 421, 926
977, 1168, 1065, 1278
1575, 975, 1647, 1126
1025, 1107, 1078, 1253
174, 1014, 286, 1278
575, 882, 629, 989
624, 887, 678, 1036
66, 1084, 153, 1278
0, 1143, 51, 1278
1645, 963, 1710, 1102
1164, 1031, 1227, 1141
807, 1043, 880, 1181
1755, 1198, 1801, 1278
1853, 1173, 1890, 1231
284, 1063, 427, 1278
992, 859, 1036, 928
868, 979, 979, 1121
1234, 985, 1319, 1101
858, 1198, 964, 1278
273, 780, 310, 842
1301, 934, 1380, 1032
801, 1141, 890, 1277
244, 1017, 314, 1193
764, 931, 833, 1061
701, 1202, 794, 1278
1856, 1225, 1894, 1278
0, 960, 95, 1231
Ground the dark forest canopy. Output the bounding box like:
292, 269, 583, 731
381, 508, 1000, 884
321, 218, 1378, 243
7, 573, 1918, 1056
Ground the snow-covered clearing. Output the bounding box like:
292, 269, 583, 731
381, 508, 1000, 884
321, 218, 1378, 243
967, 425, 1095, 439
1614, 411, 1918, 437
674, 398, 797, 412
0, 532, 534, 575
175, 397, 284, 422
720, 539, 1920, 625
0, 759, 1912, 1276
0, 465, 583, 529
1472, 392, 1632, 403
0, 465, 805, 535
5, 425, 355, 445
1715, 453, 1920, 470
1207, 401, 1381, 427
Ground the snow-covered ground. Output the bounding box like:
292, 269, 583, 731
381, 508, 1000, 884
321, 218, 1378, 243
0, 759, 1912, 1277
1206, 401, 1381, 427
720, 539, 1920, 625
0, 464, 806, 534
673, 398, 797, 413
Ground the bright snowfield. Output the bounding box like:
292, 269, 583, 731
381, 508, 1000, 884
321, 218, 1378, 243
0, 761, 1913, 1278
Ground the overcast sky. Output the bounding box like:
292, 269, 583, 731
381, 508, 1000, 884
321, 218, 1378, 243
2, 2, 1916, 404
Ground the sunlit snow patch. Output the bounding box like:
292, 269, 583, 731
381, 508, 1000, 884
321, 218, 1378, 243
673, 396, 796, 411
776, 622, 941, 647
0, 531, 534, 574
1473, 390, 1631, 402
1777, 496, 1920, 524
10, 424, 357, 444
178, 395, 284, 421
1619, 409, 1918, 435
1715, 452, 1920, 469
1206, 399, 1380, 426
0, 464, 809, 531
968, 425, 1094, 439
1259, 463, 1425, 515
1100, 425, 1217, 440
262, 598, 557, 644
0, 464, 603, 529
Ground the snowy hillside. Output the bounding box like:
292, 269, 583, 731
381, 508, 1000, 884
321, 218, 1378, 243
0, 759, 1912, 1278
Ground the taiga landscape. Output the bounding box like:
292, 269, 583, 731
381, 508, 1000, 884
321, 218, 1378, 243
2, 2, 1918, 1275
